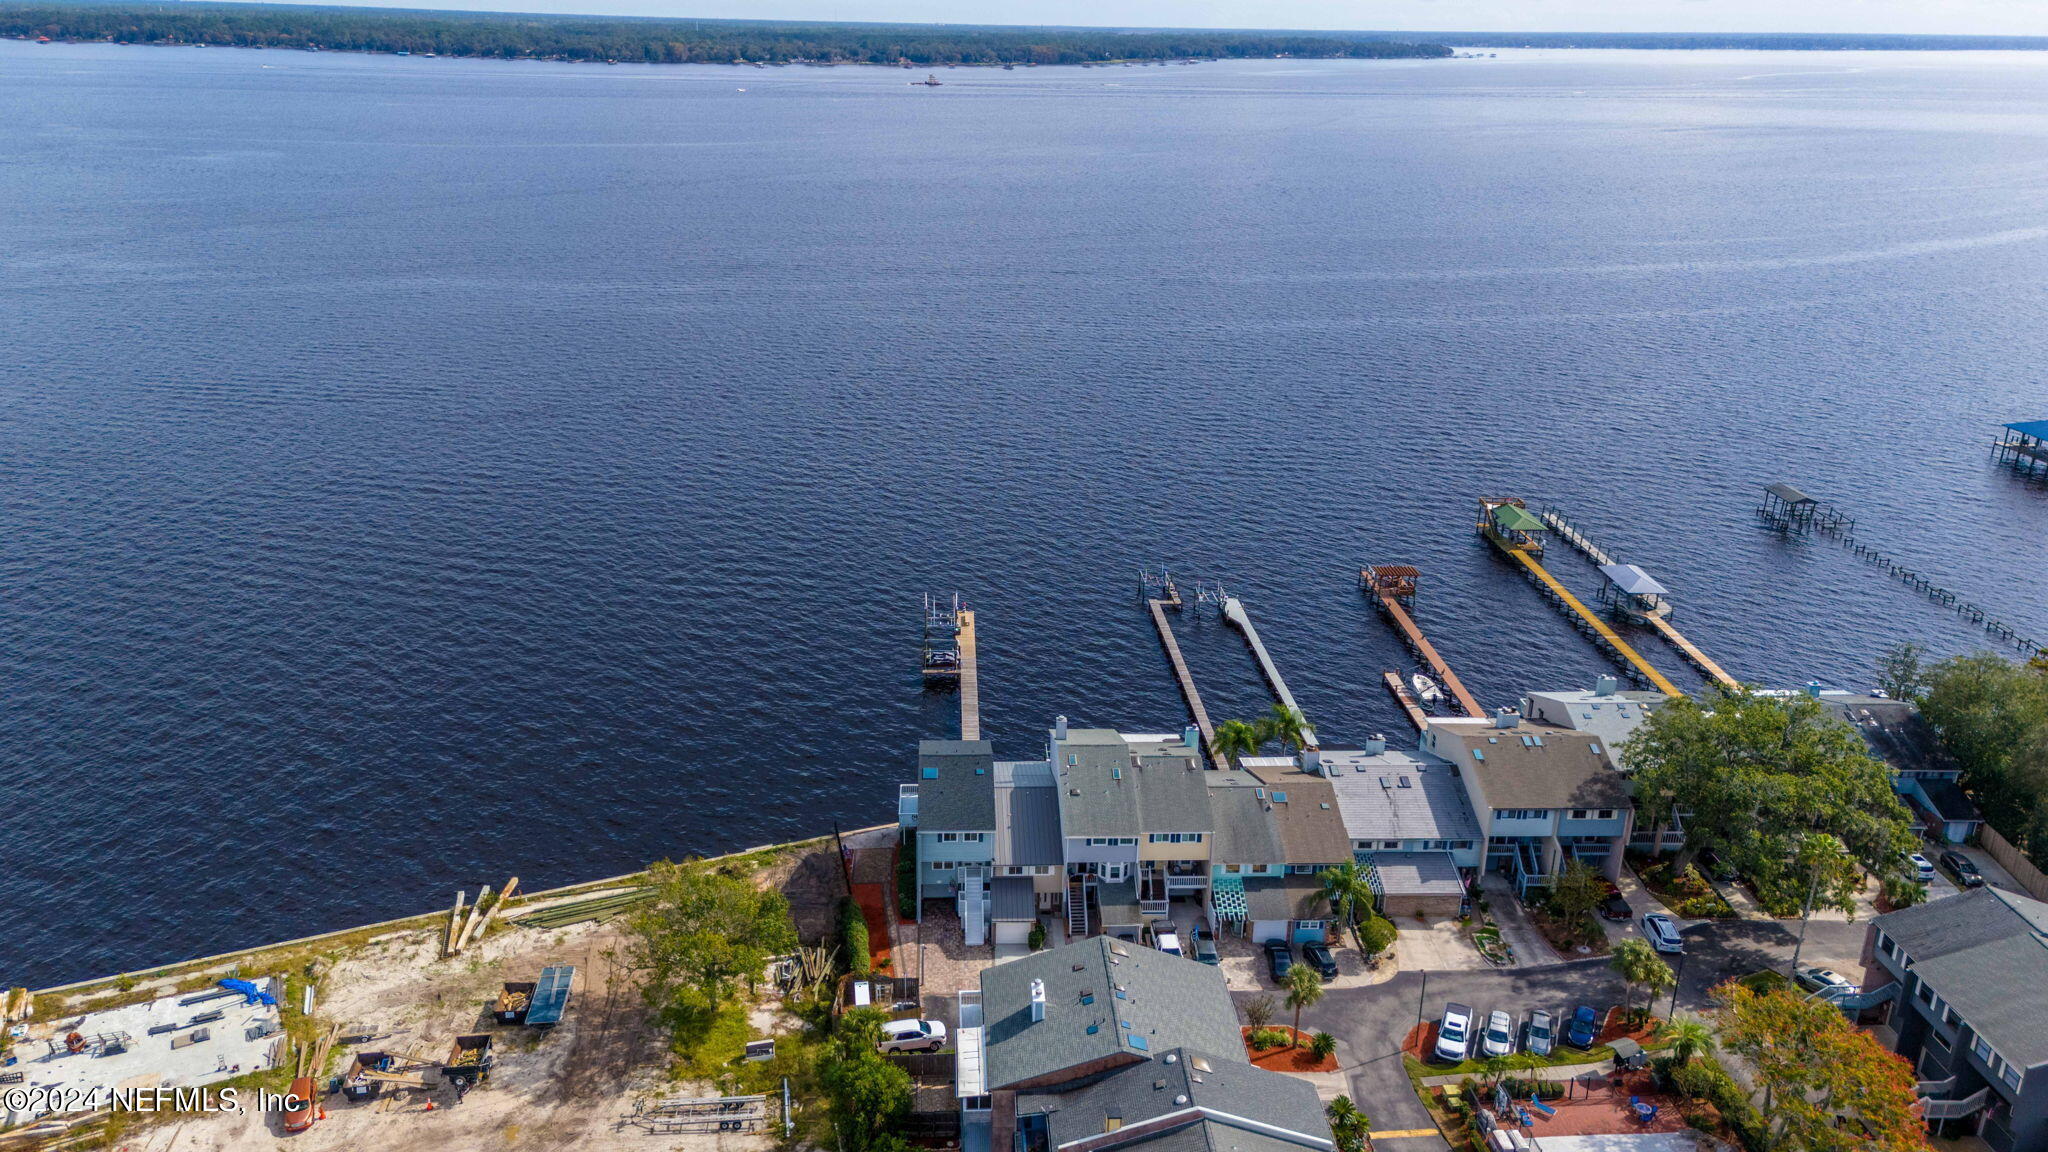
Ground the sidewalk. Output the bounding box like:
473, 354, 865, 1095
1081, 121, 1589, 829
1479, 875, 1564, 968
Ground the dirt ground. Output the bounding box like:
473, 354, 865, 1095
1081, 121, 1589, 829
92, 843, 854, 1152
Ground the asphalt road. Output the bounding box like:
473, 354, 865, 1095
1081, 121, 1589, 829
1243, 914, 1876, 1151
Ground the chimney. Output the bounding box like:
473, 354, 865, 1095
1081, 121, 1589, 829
1364, 733, 1387, 756
1182, 725, 1200, 751
1029, 979, 1046, 1022
1594, 675, 1619, 697
1055, 715, 1069, 740
1805, 681, 1823, 699
1493, 707, 1519, 730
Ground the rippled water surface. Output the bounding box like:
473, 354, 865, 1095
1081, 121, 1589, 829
5, 44, 2048, 985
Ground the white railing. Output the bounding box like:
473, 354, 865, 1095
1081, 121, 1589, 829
1920, 1087, 1992, 1120
898, 784, 919, 825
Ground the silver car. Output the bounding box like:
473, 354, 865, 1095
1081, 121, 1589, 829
1480, 1009, 1516, 1058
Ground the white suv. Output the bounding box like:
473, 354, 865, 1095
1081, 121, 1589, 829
1434, 1002, 1473, 1063
877, 1018, 948, 1053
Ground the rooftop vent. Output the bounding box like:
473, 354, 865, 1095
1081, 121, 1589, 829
1056, 715, 1069, 739
1594, 674, 1619, 696
1494, 708, 1519, 730
1364, 734, 1387, 755
1029, 979, 1046, 1022
1163, 1053, 1179, 1065
1174, 1094, 1189, 1106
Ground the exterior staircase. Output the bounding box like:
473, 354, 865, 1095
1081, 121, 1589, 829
1067, 877, 1090, 939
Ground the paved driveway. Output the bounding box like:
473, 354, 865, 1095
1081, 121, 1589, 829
1277, 915, 1877, 1150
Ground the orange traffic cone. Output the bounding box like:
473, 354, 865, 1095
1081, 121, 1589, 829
425, 1101, 437, 1111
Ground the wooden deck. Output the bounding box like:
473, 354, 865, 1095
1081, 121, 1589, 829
1360, 570, 1487, 719
1147, 596, 1220, 765
1381, 671, 1430, 731
1646, 614, 1738, 691
957, 609, 980, 741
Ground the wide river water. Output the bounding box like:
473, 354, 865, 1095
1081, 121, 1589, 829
4, 43, 2047, 985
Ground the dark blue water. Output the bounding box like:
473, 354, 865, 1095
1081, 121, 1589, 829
5, 43, 2047, 987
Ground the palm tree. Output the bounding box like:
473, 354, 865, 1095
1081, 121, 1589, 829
1283, 962, 1324, 1047
1214, 719, 1262, 765
1610, 937, 1675, 1022
1255, 703, 1309, 751
1325, 1095, 1371, 1152
1317, 862, 1374, 954
1659, 1017, 1714, 1066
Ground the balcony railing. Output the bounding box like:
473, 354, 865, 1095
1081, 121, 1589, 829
1920, 1087, 1991, 1120
898, 784, 919, 825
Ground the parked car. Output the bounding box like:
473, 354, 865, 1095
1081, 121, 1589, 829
1564, 1005, 1600, 1049
1940, 850, 1985, 888
877, 1018, 947, 1053
1480, 1010, 1516, 1058
1640, 912, 1684, 954
1263, 939, 1294, 983
1795, 967, 1854, 998
1907, 852, 1936, 883
1598, 891, 1633, 921
282, 1075, 317, 1133
1300, 939, 1338, 979
1151, 921, 1182, 957
1522, 1009, 1557, 1057
1434, 1002, 1474, 1063
1190, 926, 1220, 965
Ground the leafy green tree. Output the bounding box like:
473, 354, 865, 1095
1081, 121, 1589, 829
1918, 652, 2048, 856
1621, 690, 1917, 913
1325, 1094, 1371, 1152
1357, 914, 1398, 960
626, 859, 798, 1031
1610, 937, 1674, 1020
1548, 858, 1606, 942
1284, 963, 1324, 1046
1875, 641, 1926, 703
821, 1008, 913, 1152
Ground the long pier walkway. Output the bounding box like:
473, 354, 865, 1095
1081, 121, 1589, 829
1359, 566, 1487, 719
1221, 596, 1318, 749
957, 609, 980, 741
1381, 671, 1431, 731
1496, 545, 1682, 696
1536, 507, 1739, 691
1143, 575, 1223, 766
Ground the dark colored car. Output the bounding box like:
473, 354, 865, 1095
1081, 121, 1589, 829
1565, 1005, 1601, 1049
1300, 939, 1338, 979
1940, 850, 1985, 888
1191, 926, 1220, 965
1598, 892, 1632, 921
1263, 939, 1293, 983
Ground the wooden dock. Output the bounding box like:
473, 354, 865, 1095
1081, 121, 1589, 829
1221, 596, 1317, 749
1381, 671, 1430, 731
957, 609, 980, 741
1146, 582, 1221, 765
1359, 567, 1487, 720
1497, 546, 1683, 696
1538, 506, 1739, 691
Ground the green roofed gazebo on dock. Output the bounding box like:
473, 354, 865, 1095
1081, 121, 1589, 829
1491, 504, 1547, 532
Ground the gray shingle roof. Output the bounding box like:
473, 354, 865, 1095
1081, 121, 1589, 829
1875, 887, 2048, 1068
980, 938, 1243, 1092
917, 740, 995, 832
996, 760, 1063, 867
1206, 778, 1284, 866
1425, 721, 1629, 810
1055, 730, 1144, 839
1017, 1047, 1328, 1151
1242, 876, 1328, 924
1320, 748, 1481, 843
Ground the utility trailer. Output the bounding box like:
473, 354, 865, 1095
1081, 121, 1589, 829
493, 982, 535, 1025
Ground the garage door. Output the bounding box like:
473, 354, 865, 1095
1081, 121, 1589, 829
993, 920, 1033, 946
1250, 920, 1289, 944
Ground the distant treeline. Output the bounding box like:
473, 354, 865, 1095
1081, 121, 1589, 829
1354, 30, 2048, 51
0, 2, 1454, 65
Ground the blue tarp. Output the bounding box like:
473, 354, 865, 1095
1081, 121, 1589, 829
218, 977, 276, 1007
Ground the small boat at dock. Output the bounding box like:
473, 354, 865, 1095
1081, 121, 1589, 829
1411, 672, 1446, 708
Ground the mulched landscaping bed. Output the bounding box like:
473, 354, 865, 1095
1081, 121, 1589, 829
1242, 1026, 1339, 1073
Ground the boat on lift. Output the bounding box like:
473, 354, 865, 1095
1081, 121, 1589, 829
1411, 672, 1446, 709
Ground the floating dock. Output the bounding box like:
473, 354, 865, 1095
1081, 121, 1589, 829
957, 610, 980, 741
1359, 565, 1486, 719
1142, 570, 1221, 765
1220, 595, 1317, 749
1536, 506, 1740, 691
1478, 500, 1683, 696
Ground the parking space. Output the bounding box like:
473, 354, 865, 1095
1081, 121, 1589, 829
1212, 929, 1388, 992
